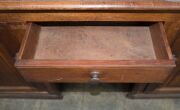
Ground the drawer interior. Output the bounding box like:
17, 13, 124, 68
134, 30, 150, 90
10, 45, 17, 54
18, 22, 172, 61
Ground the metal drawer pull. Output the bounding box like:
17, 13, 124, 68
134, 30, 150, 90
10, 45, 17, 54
90, 71, 100, 82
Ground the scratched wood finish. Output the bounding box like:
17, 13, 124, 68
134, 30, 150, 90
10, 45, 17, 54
15, 22, 175, 83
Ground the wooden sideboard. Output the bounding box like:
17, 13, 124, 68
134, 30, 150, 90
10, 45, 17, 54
0, 0, 179, 98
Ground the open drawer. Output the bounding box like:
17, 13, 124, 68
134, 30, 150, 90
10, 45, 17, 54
15, 22, 175, 83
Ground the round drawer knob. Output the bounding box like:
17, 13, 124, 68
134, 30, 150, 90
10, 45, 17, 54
90, 71, 100, 82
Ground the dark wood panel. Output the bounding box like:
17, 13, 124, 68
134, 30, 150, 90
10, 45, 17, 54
172, 34, 180, 57
169, 74, 180, 86
164, 21, 180, 46
5, 23, 27, 45
0, 23, 20, 57
0, 23, 28, 86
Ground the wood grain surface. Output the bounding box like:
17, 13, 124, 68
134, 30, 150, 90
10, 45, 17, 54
0, 0, 179, 11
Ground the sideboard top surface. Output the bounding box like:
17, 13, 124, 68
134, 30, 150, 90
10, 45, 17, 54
0, 0, 179, 11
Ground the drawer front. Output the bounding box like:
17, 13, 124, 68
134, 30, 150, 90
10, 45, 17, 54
18, 67, 172, 83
